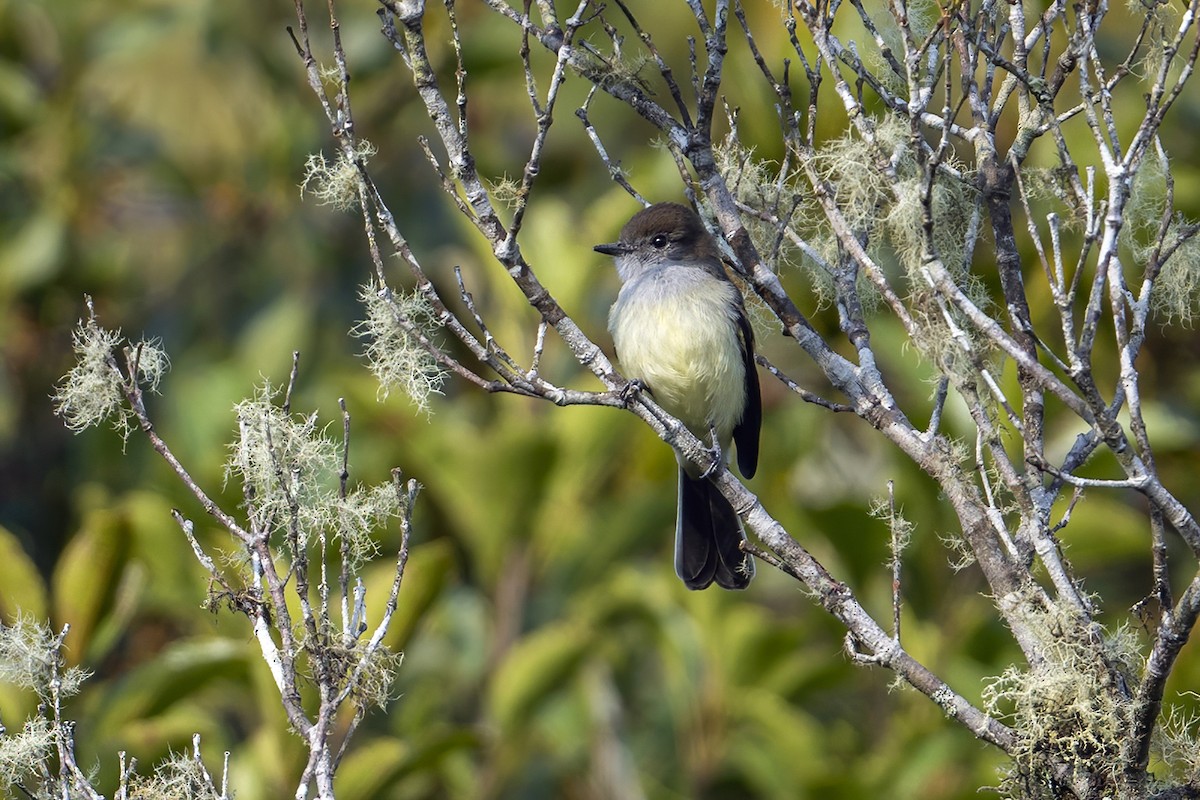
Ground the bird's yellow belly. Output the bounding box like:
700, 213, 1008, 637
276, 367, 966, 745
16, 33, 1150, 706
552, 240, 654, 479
610, 276, 746, 444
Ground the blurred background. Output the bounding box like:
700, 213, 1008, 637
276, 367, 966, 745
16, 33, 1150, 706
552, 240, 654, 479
3, 1, 1200, 798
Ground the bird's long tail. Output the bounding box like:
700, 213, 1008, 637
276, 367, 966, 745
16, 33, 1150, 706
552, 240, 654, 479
675, 469, 754, 590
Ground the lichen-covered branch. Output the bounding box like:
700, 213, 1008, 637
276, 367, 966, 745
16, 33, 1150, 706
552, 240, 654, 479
51, 304, 414, 799
287, 0, 1200, 796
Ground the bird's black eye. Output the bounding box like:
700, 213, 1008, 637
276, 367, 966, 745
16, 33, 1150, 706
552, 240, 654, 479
651, 234, 669, 248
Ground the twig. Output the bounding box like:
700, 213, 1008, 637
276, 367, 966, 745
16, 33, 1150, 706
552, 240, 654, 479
755, 355, 854, 413
888, 480, 902, 644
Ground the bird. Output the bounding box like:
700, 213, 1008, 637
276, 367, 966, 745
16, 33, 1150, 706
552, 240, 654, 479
595, 202, 761, 590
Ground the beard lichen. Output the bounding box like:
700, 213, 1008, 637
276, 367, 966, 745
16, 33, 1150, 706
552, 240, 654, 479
715, 114, 978, 321
982, 604, 1143, 798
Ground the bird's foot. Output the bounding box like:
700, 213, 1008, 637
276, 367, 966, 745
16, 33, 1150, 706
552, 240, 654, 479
620, 378, 648, 407
698, 423, 725, 479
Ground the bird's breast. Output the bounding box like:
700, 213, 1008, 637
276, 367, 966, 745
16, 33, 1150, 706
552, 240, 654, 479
608, 267, 746, 442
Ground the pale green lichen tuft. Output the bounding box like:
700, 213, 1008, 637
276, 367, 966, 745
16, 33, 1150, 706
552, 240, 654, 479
226, 382, 406, 565
490, 174, 524, 209
713, 134, 837, 302
0, 716, 54, 792
868, 491, 913, 552
354, 284, 446, 414
717, 114, 977, 324
334, 482, 403, 568
125, 748, 230, 800
355, 644, 405, 709
1120, 153, 1200, 325
300, 140, 377, 211
982, 606, 1141, 798
53, 319, 125, 433
0, 619, 90, 792
295, 630, 405, 715
133, 337, 171, 389
0, 615, 90, 699
1155, 693, 1200, 785
53, 315, 170, 443
318, 62, 342, 86
228, 383, 339, 554
1153, 233, 1200, 325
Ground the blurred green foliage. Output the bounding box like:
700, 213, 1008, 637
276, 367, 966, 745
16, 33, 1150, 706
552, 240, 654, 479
3, 1, 1200, 798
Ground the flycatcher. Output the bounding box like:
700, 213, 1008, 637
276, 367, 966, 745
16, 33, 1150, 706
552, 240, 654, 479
596, 202, 761, 590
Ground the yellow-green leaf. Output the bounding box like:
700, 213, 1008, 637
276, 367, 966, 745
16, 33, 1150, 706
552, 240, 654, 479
0, 524, 47, 620
51, 507, 131, 664
488, 622, 591, 733
377, 538, 455, 653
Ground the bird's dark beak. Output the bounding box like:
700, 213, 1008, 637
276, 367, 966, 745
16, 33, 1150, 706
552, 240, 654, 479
594, 242, 626, 257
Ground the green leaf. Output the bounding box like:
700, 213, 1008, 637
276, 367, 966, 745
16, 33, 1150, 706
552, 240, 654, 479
727, 686, 827, 795
122, 489, 207, 610
335, 738, 409, 800
377, 539, 455, 653
84, 637, 249, 732
335, 729, 481, 800
51, 507, 131, 664
0, 525, 47, 620
0, 212, 65, 292
488, 622, 591, 733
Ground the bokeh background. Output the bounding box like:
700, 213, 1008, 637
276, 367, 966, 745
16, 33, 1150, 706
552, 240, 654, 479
3, 1, 1200, 798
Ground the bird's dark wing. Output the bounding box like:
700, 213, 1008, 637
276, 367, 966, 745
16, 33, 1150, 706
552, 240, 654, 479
732, 308, 761, 479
